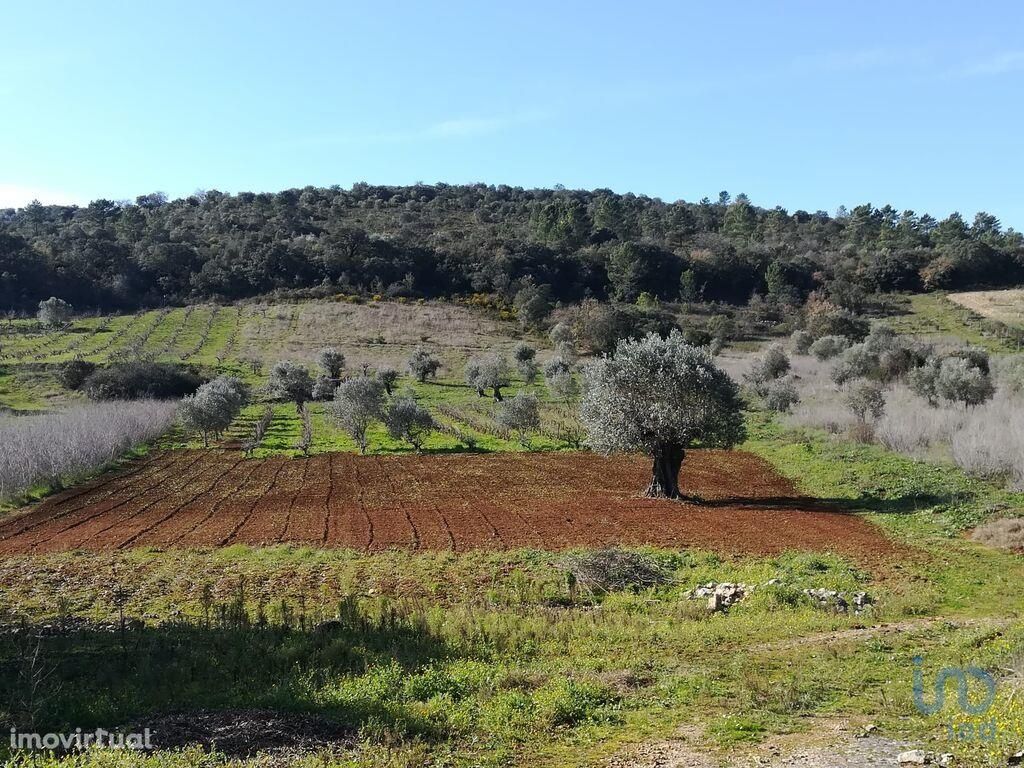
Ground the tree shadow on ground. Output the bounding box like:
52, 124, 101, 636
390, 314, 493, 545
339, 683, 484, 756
693, 490, 971, 516
0, 599, 455, 748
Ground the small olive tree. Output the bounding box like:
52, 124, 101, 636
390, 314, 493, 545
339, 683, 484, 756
845, 379, 885, 423
466, 354, 511, 401
580, 331, 746, 499
547, 371, 580, 402
383, 396, 434, 451
178, 376, 249, 447
37, 297, 73, 328
936, 356, 995, 407
909, 349, 994, 407
378, 367, 400, 396
268, 360, 314, 411
408, 346, 441, 383
496, 392, 540, 445
512, 343, 539, 384
330, 376, 385, 453
312, 375, 337, 401
317, 347, 346, 379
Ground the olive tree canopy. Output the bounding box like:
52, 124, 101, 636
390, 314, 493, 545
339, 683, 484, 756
330, 376, 385, 453
580, 330, 746, 499
38, 296, 73, 328
268, 360, 314, 409
408, 347, 441, 383
317, 347, 346, 379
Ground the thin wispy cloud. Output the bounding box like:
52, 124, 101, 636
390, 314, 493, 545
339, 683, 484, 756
962, 51, 1024, 76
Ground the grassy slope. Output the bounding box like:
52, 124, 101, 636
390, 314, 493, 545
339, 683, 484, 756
887, 292, 1021, 352
2, 414, 1023, 767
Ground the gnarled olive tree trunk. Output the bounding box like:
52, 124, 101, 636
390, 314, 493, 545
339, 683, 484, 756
644, 443, 684, 498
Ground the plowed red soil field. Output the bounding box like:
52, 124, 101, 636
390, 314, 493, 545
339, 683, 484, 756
0, 450, 897, 558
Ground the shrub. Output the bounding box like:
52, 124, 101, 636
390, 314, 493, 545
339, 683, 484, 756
549, 322, 573, 347
994, 355, 1024, 395
82, 362, 203, 400
544, 355, 573, 381
57, 359, 97, 390
383, 396, 434, 451
707, 314, 735, 341
790, 330, 813, 355
763, 376, 800, 413
830, 343, 880, 385
682, 327, 712, 347
969, 517, 1024, 552
534, 678, 616, 728
809, 335, 850, 361
746, 344, 790, 390
378, 367, 399, 395
845, 379, 885, 423
512, 342, 536, 364
806, 307, 869, 341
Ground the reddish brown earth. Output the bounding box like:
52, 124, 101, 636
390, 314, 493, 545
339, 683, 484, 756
0, 450, 897, 558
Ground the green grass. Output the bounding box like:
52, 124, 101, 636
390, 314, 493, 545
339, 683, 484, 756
886, 293, 1021, 352
160, 377, 582, 456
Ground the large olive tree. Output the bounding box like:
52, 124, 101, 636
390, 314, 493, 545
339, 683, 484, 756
580, 330, 746, 499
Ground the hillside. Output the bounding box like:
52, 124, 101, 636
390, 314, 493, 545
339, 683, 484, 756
2, 184, 1023, 315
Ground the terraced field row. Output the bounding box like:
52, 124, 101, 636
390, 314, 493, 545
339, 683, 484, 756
0, 305, 246, 364
0, 450, 899, 559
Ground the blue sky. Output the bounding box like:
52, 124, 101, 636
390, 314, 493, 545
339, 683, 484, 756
3, 1, 1023, 228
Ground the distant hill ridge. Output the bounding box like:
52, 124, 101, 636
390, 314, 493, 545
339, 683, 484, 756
1, 183, 1021, 313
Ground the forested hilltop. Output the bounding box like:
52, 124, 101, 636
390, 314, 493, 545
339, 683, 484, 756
1, 184, 1021, 313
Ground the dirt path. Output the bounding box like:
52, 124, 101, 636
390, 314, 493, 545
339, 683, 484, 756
606, 719, 916, 768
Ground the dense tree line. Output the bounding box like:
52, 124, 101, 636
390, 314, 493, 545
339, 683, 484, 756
1, 184, 1021, 314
